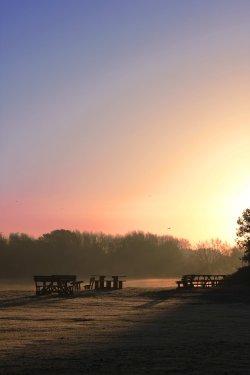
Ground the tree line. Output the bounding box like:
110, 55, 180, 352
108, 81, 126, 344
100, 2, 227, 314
0, 230, 243, 279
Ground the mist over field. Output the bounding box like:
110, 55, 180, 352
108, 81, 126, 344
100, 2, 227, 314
0, 230, 242, 280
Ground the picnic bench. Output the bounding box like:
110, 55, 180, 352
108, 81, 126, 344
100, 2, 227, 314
176, 274, 227, 289
84, 276, 96, 290
87, 275, 126, 290
33, 275, 83, 296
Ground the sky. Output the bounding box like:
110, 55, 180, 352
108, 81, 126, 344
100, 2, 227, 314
1, 0, 250, 245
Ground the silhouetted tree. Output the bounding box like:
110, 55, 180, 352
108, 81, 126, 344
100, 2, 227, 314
0, 233, 7, 250
236, 208, 250, 264
194, 247, 223, 273
7, 233, 36, 276
0, 229, 242, 279
38, 230, 83, 274
78, 232, 108, 275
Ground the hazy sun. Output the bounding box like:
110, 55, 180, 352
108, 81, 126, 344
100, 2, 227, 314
229, 187, 250, 220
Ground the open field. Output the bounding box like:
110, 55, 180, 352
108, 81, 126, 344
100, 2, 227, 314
0, 285, 250, 374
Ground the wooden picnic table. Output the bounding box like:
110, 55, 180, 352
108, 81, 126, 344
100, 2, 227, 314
88, 275, 126, 290
176, 274, 227, 289
34, 275, 126, 295
33, 275, 83, 296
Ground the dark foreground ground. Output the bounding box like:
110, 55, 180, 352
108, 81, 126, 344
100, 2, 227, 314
0, 286, 250, 374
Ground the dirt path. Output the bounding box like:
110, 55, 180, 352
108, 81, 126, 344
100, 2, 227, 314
0, 287, 250, 374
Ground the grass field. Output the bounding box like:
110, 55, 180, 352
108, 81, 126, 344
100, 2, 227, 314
0, 286, 250, 374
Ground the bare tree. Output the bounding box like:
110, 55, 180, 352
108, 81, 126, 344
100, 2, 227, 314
236, 208, 250, 264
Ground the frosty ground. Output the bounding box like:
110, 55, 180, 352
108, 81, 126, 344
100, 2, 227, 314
0, 286, 250, 374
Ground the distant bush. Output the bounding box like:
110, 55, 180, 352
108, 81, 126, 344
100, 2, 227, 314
228, 266, 250, 285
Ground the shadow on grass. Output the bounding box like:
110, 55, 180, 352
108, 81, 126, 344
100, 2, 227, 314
1, 287, 250, 375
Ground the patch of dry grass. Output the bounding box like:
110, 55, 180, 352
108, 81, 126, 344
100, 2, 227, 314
0, 287, 250, 374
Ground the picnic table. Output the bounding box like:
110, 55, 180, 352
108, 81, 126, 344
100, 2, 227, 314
176, 274, 227, 289
33, 275, 83, 296
87, 275, 126, 290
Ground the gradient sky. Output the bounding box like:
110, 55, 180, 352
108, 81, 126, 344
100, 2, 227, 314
1, 0, 250, 244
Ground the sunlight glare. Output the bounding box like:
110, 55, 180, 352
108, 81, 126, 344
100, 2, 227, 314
228, 185, 250, 221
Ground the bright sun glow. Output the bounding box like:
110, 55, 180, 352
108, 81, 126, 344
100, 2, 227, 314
229, 187, 250, 220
